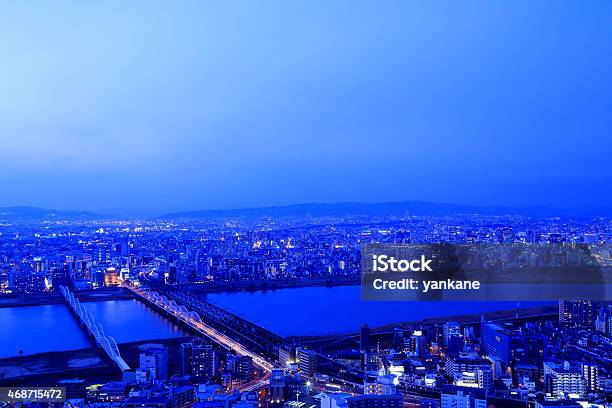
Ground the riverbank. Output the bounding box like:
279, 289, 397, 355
294, 304, 557, 345
188, 276, 360, 293
0, 293, 64, 308
0, 336, 194, 386
0, 287, 135, 308
0, 347, 110, 385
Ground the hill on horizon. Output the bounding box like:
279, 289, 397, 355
0, 206, 107, 221
1, 201, 609, 221
157, 201, 611, 220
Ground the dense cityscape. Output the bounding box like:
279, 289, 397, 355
0, 211, 610, 408
2, 0, 611, 407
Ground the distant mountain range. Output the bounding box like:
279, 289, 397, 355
0, 206, 107, 221
158, 201, 612, 220
0, 201, 609, 221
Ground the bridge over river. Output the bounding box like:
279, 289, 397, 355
59, 286, 130, 372
133, 279, 365, 388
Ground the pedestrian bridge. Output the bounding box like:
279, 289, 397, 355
59, 286, 130, 372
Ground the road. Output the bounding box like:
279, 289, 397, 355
125, 284, 274, 373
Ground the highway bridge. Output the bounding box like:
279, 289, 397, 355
126, 283, 277, 393
133, 279, 365, 387
145, 279, 288, 361
59, 286, 130, 372
125, 283, 274, 372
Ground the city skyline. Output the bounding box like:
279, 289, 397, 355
1, 2, 611, 406
1, 1, 611, 213
1, 210, 610, 405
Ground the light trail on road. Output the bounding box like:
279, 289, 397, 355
125, 285, 274, 373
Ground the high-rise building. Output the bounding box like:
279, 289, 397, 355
393, 328, 405, 350
180, 343, 194, 377
544, 361, 586, 398
361, 324, 370, 351
404, 330, 427, 357
444, 322, 461, 346
278, 347, 295, 368
581, 362, 599, 392
363, 350, 381, 372
119, 242, 130, 257
11, 273, 46, 294
447, 334, 465, 355
139, 347, 168, 382
481, 323, 513, 365
93, 245, 110, 264
519, 333, 548, 366
171, 385, 195, 408
236, 356, 253, 381
476, 367, 494, 390
444, 354, 493, 389
463, 327, 475, 341
594, 306, 612, 335
297, 349, 318, 378
559, 300, 593, 327
192, 344, 215, 383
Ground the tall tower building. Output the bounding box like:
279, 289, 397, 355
443, 322, 461, 346
297, 349, 318, 378
180, 343, 193, 377
360, 324, 370, 351
139, 347, 168, 382
192, 344, 215, 383
559, 300, 593, 327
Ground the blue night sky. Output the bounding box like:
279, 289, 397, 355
0, 1, 611, 215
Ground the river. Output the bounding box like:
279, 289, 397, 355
1, 286, 552, 358
0, 299, 188, 359
207, 285, 552, 336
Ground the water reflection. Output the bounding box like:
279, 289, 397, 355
0, 299, 189, 359
207, 285, 553, 336
82, 299, 189, 343
0, 304, 89, 358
